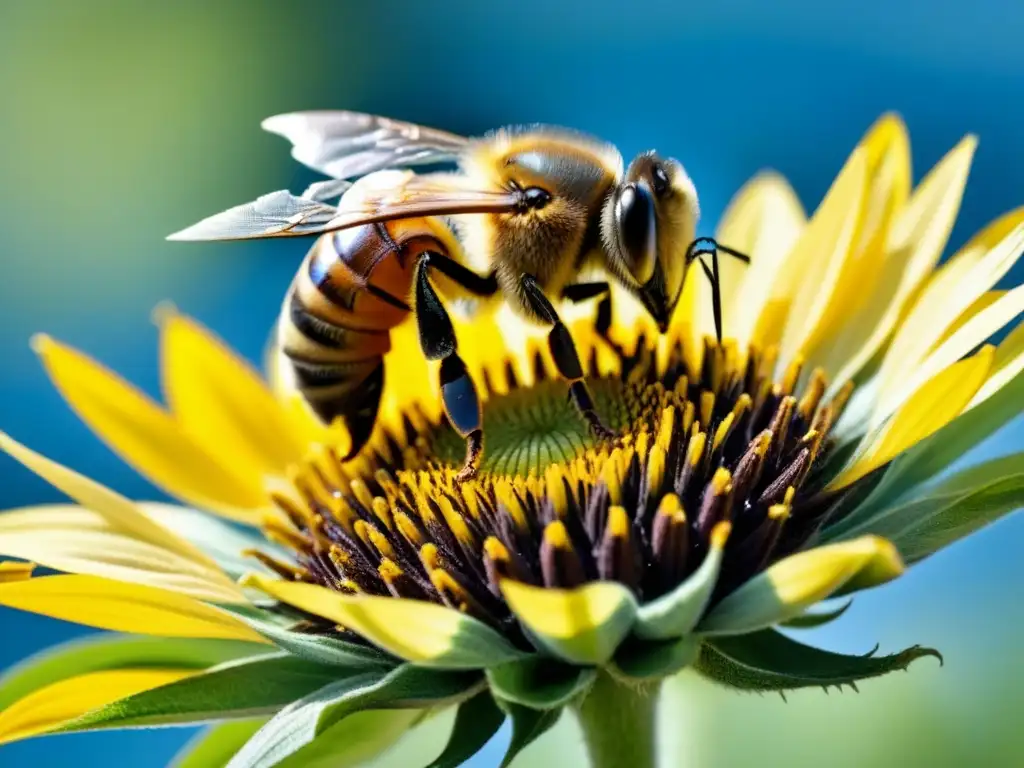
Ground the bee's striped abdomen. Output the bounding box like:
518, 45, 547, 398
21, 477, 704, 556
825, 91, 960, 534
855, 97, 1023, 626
281, 220, 444, 456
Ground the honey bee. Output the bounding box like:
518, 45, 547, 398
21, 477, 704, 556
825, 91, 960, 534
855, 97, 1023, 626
169, 111, 748, 478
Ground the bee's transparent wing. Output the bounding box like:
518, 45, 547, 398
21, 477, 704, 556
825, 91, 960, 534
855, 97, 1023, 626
168, 174, 518, 242
167, 190, 341, 241
262, 111, 469, 179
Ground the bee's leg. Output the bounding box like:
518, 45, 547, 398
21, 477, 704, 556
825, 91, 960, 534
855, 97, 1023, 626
561, 281, 626, 357
419, 251, 499, 296
415, 254, 485, 480
523, 274, 614, 439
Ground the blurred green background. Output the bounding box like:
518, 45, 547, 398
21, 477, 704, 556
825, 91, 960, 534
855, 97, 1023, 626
1, 1, 1022, 766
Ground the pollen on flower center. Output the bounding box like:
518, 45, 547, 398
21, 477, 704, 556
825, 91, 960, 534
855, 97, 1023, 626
258, 333, 852, 644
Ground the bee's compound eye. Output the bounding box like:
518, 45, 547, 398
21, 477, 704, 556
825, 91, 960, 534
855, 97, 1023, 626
522, 187, 552, 210
651, 163, 670, 197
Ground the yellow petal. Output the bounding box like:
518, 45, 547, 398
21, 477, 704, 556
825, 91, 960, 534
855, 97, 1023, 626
243, 574, 519, 668
0, 561, 34, 583
968, 316, 1024, 408
824, 134, 978, 396
777, 147, 868, 367
707, 172, 806, 351
159, 310, 309, 479
0, 669, 194, 745
499, 580, 637, 665
831, 346, 994, 489
0, 574, 268, 643
33, 335, 268, 521
698, 535, 903, 635
0, 433, 244, 602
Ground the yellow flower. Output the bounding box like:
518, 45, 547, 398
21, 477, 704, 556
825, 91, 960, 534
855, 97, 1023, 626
1, 113, 1023, 768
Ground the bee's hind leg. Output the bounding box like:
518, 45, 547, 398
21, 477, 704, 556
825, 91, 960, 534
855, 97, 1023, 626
415, 254, 488, 481
523, 274, 614, 440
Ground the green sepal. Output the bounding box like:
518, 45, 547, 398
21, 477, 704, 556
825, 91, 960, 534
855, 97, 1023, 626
822, 453, 1024, 564
611, 635, 699, 682
276, 710, 424, 768
171, 720, 269, 768
500, 580, 637, 666
227, 664, 481, 768
634, 528, 726, 640
0, 635, 265, 712
486, 656, 595, 710
425, 690, 505, 768
497, 700, 562, 768
62, 652, 347, 730
781, 599, 853, 629
694, 628, 942, 693
220, 603, 395, 669
697, 536, 902, 635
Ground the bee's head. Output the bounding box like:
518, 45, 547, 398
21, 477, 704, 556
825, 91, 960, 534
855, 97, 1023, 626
602, 152, 699, 332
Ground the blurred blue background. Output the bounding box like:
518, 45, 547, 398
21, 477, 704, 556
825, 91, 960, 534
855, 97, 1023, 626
1, 1, 1022, 765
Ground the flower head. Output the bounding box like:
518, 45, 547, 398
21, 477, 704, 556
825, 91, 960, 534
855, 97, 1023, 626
1, 113, 1023, 767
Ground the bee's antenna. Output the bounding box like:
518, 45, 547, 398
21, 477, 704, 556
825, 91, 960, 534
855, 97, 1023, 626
686, 238, 751, 344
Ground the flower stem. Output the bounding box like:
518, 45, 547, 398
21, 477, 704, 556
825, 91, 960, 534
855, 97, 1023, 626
573, 671, 660, 768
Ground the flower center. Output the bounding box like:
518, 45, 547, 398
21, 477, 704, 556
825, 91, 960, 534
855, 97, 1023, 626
258, 335, 852, 642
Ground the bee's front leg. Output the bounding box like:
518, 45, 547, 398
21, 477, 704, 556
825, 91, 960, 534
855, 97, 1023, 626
522, 274, 614, 440
561, 281, 626, 358
415, 253, 487, 481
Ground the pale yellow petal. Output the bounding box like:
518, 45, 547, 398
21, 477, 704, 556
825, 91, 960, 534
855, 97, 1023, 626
830, 347, 994, 489
707, 172, 806, 351
777, 148, 868, 367
159, 310, 309, 478
869, 223, 1024, 429
968, 318, 1024, 408
0, 433, 244, 602
0, 574, 268, 643
824, 135, 978, 396
0, 505, 244, 603
0, 669, 195, 745
806, 114, 910, 376
876, 284, 1024, 426
33, 335, 269, 521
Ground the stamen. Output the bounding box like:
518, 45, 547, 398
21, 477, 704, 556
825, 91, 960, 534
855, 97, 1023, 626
540, 520, 586, 588
597, 506, 641, 593
651, 494, 688, 587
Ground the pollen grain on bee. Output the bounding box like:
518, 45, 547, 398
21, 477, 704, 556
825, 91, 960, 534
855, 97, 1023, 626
259, 333, 852, 647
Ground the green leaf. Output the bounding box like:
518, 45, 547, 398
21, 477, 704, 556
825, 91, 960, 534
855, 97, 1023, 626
63, 652, 348, 730
781, 599, 853, 629
830, 367, 1024, 528
498, 702, 562, 768
695, 628, 942, 693
821, 454, 1024, 564
228, 664, 480, 768
611, 635, 699, 681
425, 690, 504, 768
0, 635, 265, 712
635, 523, 729, 639
893, 472, 1024, 563
220, 603, 395, 669
697, 536, 903, 635
171, 720, 269, 768
500, 580, 637, 665
486, 657, 595, 710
